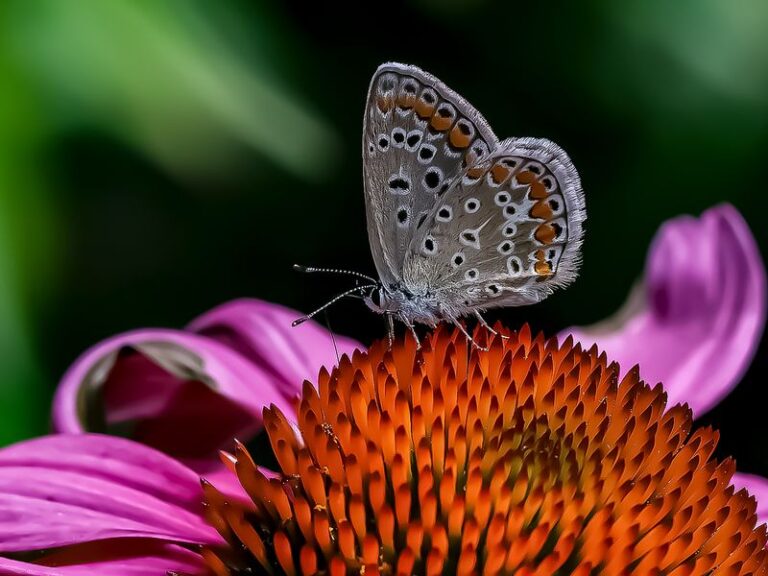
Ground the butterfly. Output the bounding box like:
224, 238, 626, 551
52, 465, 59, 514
295, 62, 585, 349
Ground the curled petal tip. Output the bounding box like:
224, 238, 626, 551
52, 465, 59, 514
562, 204, 766, 417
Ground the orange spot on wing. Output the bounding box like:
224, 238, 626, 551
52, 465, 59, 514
490, 163, 512, 185
517, 170, 548, 199
396, 93, 416, 109
430, 113, 453, 132
415, 99, 436, 119
530, 200, 554, 220
449, 124, 472, 149
465, 165, 486, 180
535, 223, 556, 245
535, 259, 553, 276
376, 96, 393, 113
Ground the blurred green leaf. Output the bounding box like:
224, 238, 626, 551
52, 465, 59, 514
5, 0, 341, 182
618, 0, 768, 104
0, 28, 52, 443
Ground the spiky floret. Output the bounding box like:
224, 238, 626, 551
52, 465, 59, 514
203, 325, 767, 576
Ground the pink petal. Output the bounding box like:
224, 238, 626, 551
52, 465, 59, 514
0, 541, 210, 575
52, 328, 293, 461
0, 434, 221, 553
732, 472, 768, 529
562, 205, 766, 416
196, 460, 251, 503
188, 298, 363, 403
52, 299, 363, 467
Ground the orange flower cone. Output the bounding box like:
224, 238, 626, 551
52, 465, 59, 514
204, 325, 768, 576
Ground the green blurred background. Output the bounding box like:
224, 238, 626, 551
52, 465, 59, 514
1, 1, 766, 475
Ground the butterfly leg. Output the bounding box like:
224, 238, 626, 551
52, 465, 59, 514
453, 320, 489, 352
386, 313, 395, 348
400, 315, 421, 350
474, 311, 510, 340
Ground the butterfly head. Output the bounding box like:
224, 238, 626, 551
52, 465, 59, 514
363, 285, 398, 315
364, 283, 446, 328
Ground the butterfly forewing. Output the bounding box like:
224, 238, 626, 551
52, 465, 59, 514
362, 63, 499, 288
402, 137, 585, 311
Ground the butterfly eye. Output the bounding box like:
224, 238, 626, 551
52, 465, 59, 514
502, 223, 517, 238
486, 284, 501, 296
451, 252, 465, 268
464, 268, 479, 281
377, 135, 390, 151
368, 287, 387, 309
503, 204, 517, 218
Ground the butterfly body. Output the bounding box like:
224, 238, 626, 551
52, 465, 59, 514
361, 63, 586, 335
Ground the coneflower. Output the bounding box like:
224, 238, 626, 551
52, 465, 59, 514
203, 326, 767, 576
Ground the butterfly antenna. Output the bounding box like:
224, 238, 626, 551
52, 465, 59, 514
323, 309, 341, 365
292, 284, 377, 327
293, 264, 377, 284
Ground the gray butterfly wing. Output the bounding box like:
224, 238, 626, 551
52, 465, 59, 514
362, 62, 499, 289
402, 137, 585, 314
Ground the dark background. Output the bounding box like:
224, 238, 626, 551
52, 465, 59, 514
0, 1, 766, 477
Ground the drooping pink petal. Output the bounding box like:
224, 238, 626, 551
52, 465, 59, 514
188, 298, 363, 403
562, 205, 766, 416
0, 434, 221, 553
0, 541, 210, 575
51, 328, 292, 461
733, 472, 768, 529
51, 299, 362, 466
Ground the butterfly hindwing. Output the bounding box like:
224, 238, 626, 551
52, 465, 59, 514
362, 63, 499, 289
402, 137, 585, 311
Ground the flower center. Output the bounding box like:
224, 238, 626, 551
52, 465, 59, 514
202, 326, 767, 575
